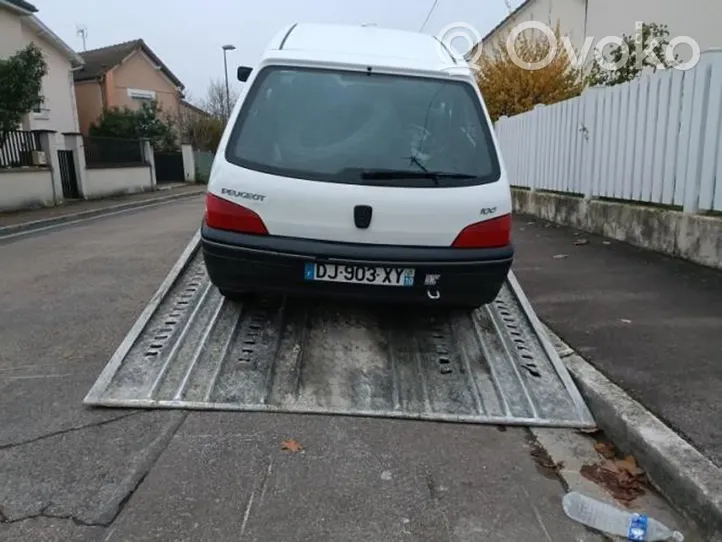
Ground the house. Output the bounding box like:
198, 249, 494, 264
0, 0, 85, 141
473, 0, 586, 60
473, 0, 719, 67
179, 99, 212, 126
73, 38, 185, 135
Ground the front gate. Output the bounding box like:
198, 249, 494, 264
57, 150, 80, 199
154, 151, 184, 183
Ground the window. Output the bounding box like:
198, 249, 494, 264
224, 66, 501, 188
127, 88, 156, 101
32, 96, 49, 119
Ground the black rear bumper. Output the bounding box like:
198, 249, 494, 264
200, 223, 514, 307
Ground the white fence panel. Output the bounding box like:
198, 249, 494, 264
494, 50, 722, 213
662, 69, 685, 205
613, 83, 630, 199
632, 75, 651, 202
581, 91, 596, 197
699, 62, 722, 210
524, 110, 533, 188
597, 90, 610, 197
591, 90, 602, 196
556, 102, 565, 192
716, 132, 722, 210
642, 75, 660, 203
651, 70, 673, 204
684, 56, 712, 212
542, 105, 553, 190
556, 101, 567, 192
621, 79, 639, 201
573, 97, 584, 194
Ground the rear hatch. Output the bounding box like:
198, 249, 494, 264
207, 64, 511, 248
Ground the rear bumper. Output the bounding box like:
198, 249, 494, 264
200, 223, 514, 306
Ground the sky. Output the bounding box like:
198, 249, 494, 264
30, 0, 521, 102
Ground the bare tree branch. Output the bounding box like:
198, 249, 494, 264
200, 78, 240, 121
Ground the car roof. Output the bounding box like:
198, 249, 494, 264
260, 22, 469, 76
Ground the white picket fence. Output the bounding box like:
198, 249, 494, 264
494, 50, 722, 213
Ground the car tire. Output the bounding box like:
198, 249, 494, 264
450, 303, 481, 312
218, 289, 251, 303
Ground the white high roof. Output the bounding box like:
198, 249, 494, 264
260, 22, 469, 76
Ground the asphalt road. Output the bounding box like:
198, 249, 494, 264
0, 197, 610, 541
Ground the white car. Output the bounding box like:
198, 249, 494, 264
200, 22, 513, 309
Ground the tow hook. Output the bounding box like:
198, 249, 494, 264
426, 288, 440, 300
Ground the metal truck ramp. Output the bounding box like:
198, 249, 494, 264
84, 231, 596, 428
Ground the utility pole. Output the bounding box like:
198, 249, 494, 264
222, 44, 236, 120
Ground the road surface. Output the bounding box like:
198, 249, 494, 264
0, 197, 678, 541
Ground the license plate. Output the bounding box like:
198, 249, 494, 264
304, 263, 415, 287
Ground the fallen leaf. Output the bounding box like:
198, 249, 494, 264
574, 239, 590, 246
553, 254, 569, 259
594, 441, 617, 459
580, 463, 646, 503
530, 441, 563, 471
622, 455, 636, 467
617, 455, 645, 476
600, 459, 620, 474
281, 439, 303, 453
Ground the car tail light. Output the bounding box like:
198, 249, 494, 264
452, 214, 511, 248
205, 193, 268, 235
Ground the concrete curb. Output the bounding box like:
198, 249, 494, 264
542, 323, 722, 542
0, 189, 206, 238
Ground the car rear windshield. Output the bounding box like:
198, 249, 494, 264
224, 66, 502, 188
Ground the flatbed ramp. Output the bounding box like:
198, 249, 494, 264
85, 231, 596, 428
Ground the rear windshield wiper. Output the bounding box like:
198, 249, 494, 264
359, 169, 479, 181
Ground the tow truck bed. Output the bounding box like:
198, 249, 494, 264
84, 231, 595, 428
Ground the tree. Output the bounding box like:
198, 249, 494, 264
586, 22, 679, 87
475, 22, 585, 122
200, 78, 240, 121
0, 44, 48, 133
89, 100, 179, 151
180, 115, 225, 152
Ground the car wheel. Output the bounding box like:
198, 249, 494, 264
218, 289, 250, 303
450, 303, 481, 312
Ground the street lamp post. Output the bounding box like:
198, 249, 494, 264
222, 44, 236, 119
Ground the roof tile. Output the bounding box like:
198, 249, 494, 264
73, 38, 184, 89
4, 0, 38, 12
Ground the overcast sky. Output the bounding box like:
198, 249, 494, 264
30, 0, 520, 101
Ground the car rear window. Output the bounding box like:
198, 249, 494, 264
224, 66, 502, 188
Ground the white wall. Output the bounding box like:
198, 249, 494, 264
84, 166, 153, 199
479, 0, 722, 72
0, 6, 22, 57
587, 0, 721, 61
0, 168, 55, 212
0, 7, 80, 147
20, 24, 80, 142
480, 0, 587, 59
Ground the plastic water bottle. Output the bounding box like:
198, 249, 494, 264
562, 492, 684, 541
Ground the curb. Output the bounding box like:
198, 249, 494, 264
0, 189, 206, 238
542, 324, 722, 542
